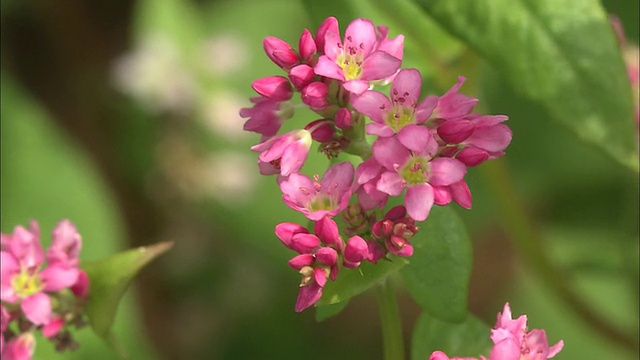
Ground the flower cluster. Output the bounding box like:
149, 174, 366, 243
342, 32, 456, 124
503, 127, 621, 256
241, 17, 511, 311
1, 220, 89, 359
430, 303, 564, 360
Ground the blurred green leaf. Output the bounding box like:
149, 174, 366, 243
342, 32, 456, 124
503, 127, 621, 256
413, 0, 638, 171
84, 241, 174, 338
300, 0, 358, 29
316, 257, 408, 306
133, 0, 205, 51
315, 299, 349, 322
401, 206, 472, 322
411, 312, 492, 360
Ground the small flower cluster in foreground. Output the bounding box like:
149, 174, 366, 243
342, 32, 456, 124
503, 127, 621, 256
1, 220, 89, 359
241, 17, 512, 312
430, 303, 564, 360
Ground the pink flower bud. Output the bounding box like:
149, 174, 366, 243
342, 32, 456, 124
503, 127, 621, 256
335, 108, 352, 128
386, 235, 413, 257
275, 222, 309, 248
301, 82, 329, 110
70, 269, 90, 299
313, 267, 329, 287
456, 146, 489, 167
263, 36, 299, 69
450, 180, 472, 209
298, 29, 317, 62
314, 17, 339, 53
437, 119, 475, 144
314, 217, 341, 249
315, 247, 338, 266
384, 205, 407, 221
305, 119, 334, 142
42, 316, 64, 338
344, 236, 368, 268
288, 64, 315, 90
367, 240, 385, 263
290, 233, 321, 253
252, 76, 293, 101
288, 254, 315, 270
432, 185, 452, 206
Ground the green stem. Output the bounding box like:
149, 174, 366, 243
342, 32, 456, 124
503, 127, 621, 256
481, 159, 639, 353
375, 278, 405, 360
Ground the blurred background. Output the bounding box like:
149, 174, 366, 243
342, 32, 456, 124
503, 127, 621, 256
1, 0, 638, 359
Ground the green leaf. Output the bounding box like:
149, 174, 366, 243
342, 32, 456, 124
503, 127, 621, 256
300, 0, 359, 29
315, 299, 350, 322
316, 257, 409, 306
401, 206, 472, 322
411, 312, 492, 360
84, 241, 174, 338
133, 0, 205, 52
413, 0, 638, 171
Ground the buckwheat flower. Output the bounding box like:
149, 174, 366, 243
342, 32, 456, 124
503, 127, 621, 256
2, 332, 35, 360
251, 130, 312, 176
355, 157, 388, 210
428, 76, 478, 123
352, 68, 435, 137
1, 222, 80, 327
279, 162, 354, 220
489, 303, 564, 360
251, 76, 293, 101
241, 96, 294, 140
373, 136, 466, 221
314, 18, 402, 94
371, 205, 418, 257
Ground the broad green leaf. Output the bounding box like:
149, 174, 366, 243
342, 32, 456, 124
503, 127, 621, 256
413, 0, 638, 171
315, 299, 350, 322
316, 257, 408, 306
411, 312, 492, 360
84, 241, 174, 338
401, 206, 472, 322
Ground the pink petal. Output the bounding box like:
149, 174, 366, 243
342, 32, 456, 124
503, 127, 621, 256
315, 17, 339, 53
314, 217, 341, 248
344, 18, 377, 57
313, 267, 328, 287
321, 162, 354, 194
280, 136, 311, 176
548, 340, 565, 358
356, 157, 383, 185
465, 124, 512, 152
489, 337, 521, 360
373, 137, 410, 171
397, 124, 433, 153
437, 119, 475, 144
432, 185, 452, 206
71, 270, 90, 299
405, 184, 434, 221
291, 233, 321, 254
280, 173, 315, 206
360, 51, 402, 80
298, 29, 317, 61
416, 95, 438, 123
288, 254, 315, 270
275, 223, 309, 248
321, 29, 343, 60
21, 293, 51, 325
390, 69, 422, 106
40, 264, 79, 292
377, 171, 405, 196
42, 316, 64, 338
365, 122, 395, 137
344, 236, 368, 263
343, 80, 371, 95
314, 55, 344, 81
456, 147, 489, 167
428, 158, 466, 186
450, 180, 472, 209
315, 247, 338, 267
352, 90, 390, 123
295, 283, 323, 312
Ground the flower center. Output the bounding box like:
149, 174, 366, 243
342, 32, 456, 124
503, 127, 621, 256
11, 268, 43, 298
337, 38, 364, 80
400, 156, 429, 185
385, 106, 415, 132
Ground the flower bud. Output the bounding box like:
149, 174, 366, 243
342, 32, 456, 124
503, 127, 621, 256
301, 82, 329, 110
263, 36, 299, 69
290, 233, 321, 254
437, 119, 475, 144
288, 64, 315, 90
305, 119, 334, 142
456, 146, 489, 167
298, 29, 317, 62
289, 254, 315, 270
335, 108, 352, 128
343, 236, 369, 268
315, 247, 338, 266
252, 76, 293, 101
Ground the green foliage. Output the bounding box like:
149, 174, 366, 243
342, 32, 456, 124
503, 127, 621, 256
316, 257, 409, 306
413, 0, 638, 171
84, 242, 174, 338
411, 312, 492, 360
401, 206, 472, 322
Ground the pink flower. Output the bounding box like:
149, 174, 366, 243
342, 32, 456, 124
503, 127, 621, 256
1, 221, 81, 327
489, 303, 564, 360
251, 76, 293, 101
240, 96, 294, 140
355, 157, 388, 211
251, 130, 312, 176
428, 76, 478, 123
371, 205, 418, 257
1, 332, 35, 360
314, 18, 402, 94
352, 68, 436, 137
373, 136, 467, 221
279, 162, 354, 220
275, 218, 344, 312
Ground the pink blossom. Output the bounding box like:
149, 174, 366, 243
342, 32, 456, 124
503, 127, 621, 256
355, 157, 388, 211
373, 136, 467, 221
279, 162, 354, 220
1, 221, 82, 329
240, 96, 294, 140
371, 206, 418, 257
251, 76, 293, 101
428, 76, 478, 123
352, 68, 436, 137
1, 332, 35, 360
251, 130, 312, 176
263, 36, 299, 70
301, 81, 329, 110
314, 18, 402, 94
343, 236, 369, 268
